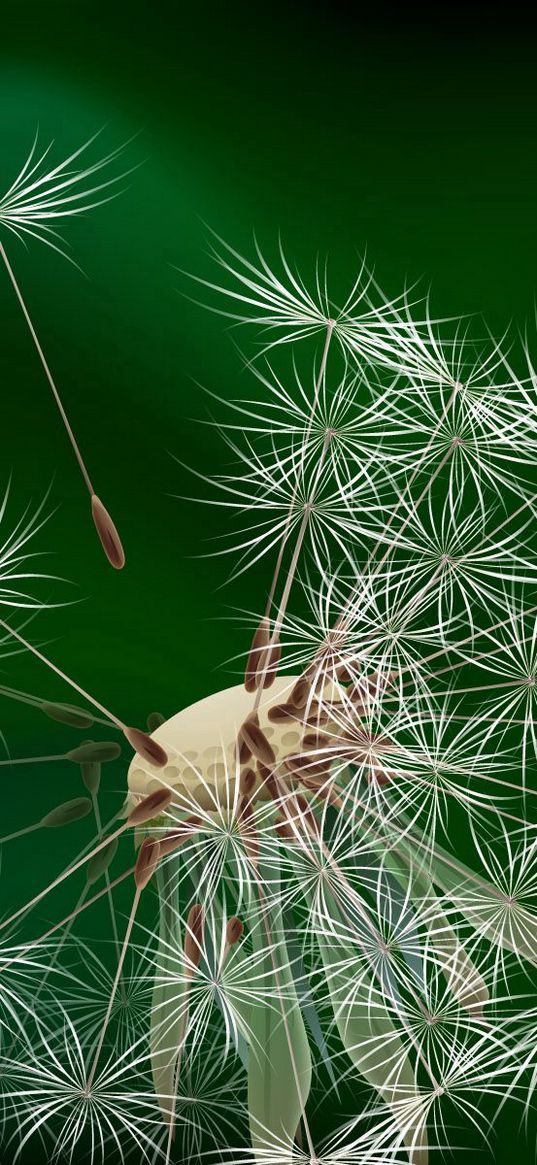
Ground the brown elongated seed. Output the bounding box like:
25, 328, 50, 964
274, 815, 295, 840
239, 767, 256, 796
238, 720, 275, 767
67, 741, 121, 764
123, 727, 168, 768
134, 836, 160, 890
302, 732, 331, 749
294, 793, 318, 832
305, 705, 331, 727
238, 737, 252, 764
91, 495, 125, 571
256, 761, 278, 800
289, 676, 310, 709
42, 701, 94, 730
146, 711, 166, 733
41, 797, 92, 828
267, 702, 298, 724
80, 759, 101, 796
335, 662, 356, 683
225, 916, 244, 946
86, 836, 119, 884
159, 816, 202, 857
184, 903, 204, 972
128, 787, 172, 827
244, 617, 270, 692
260, 637, 281, 689
300, 774, 340, 806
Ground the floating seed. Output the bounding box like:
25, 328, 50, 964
41, 796, 92, 828
86, 836, 119, 884
124, 726, 168, 768
128, 787, 172, 827
91, 494, 125, 571
67, 741, 121, 764
146, 711, 166, 733
42, 701, 94, 730
261, 638, 281, 688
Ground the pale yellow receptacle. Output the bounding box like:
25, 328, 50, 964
126, 675, 343, 812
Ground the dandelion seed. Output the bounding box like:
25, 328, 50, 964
40, 796, 92, 828
41, 700, 94, 729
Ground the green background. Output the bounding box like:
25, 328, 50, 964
0, 4, 536, 1161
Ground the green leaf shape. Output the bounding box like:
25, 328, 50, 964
351, 815, 489, 1013
314, 883, 428, 1165
381, 817, 537, 971
150, 861, 185, 1125
246, 859, 312, 1156
282, 905, 338, 1092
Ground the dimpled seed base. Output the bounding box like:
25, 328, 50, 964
127, 675, 345, 811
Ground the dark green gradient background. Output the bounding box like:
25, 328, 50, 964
1, 4, 536, 1161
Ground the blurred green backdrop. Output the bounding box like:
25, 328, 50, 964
0, 4, 536, 1161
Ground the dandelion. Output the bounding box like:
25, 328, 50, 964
6, 231, 537, 1165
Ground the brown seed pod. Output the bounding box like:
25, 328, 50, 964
226, 916, 244, 946
238, 737, 252, 764
134, 836, 160, 890
239, 767, 256, 797
159, 816, 201, 857
91, 494, 125, 571
128, 787, 172, 827
244, 617, 270, 692
289, 674, 312, 709
256, 761, 278, 800
238, 720, 275, 767
267, 702, 298, 724
302, 732, 331, 750
124, 727, 168, 768
184, 903, 204, 972
260, 637, 281, 688
274, 815, 295, 840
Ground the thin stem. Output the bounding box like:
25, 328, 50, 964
0, 821, 127, 933
262, 320, 335, 621
0, 620, 125, 728
85, 886, 141, 1092
0, 240, 94, 495
252, 869, 319, 1163
91, 792, 124, 994
0, 820, 41, 845
1, 866, 134, 972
